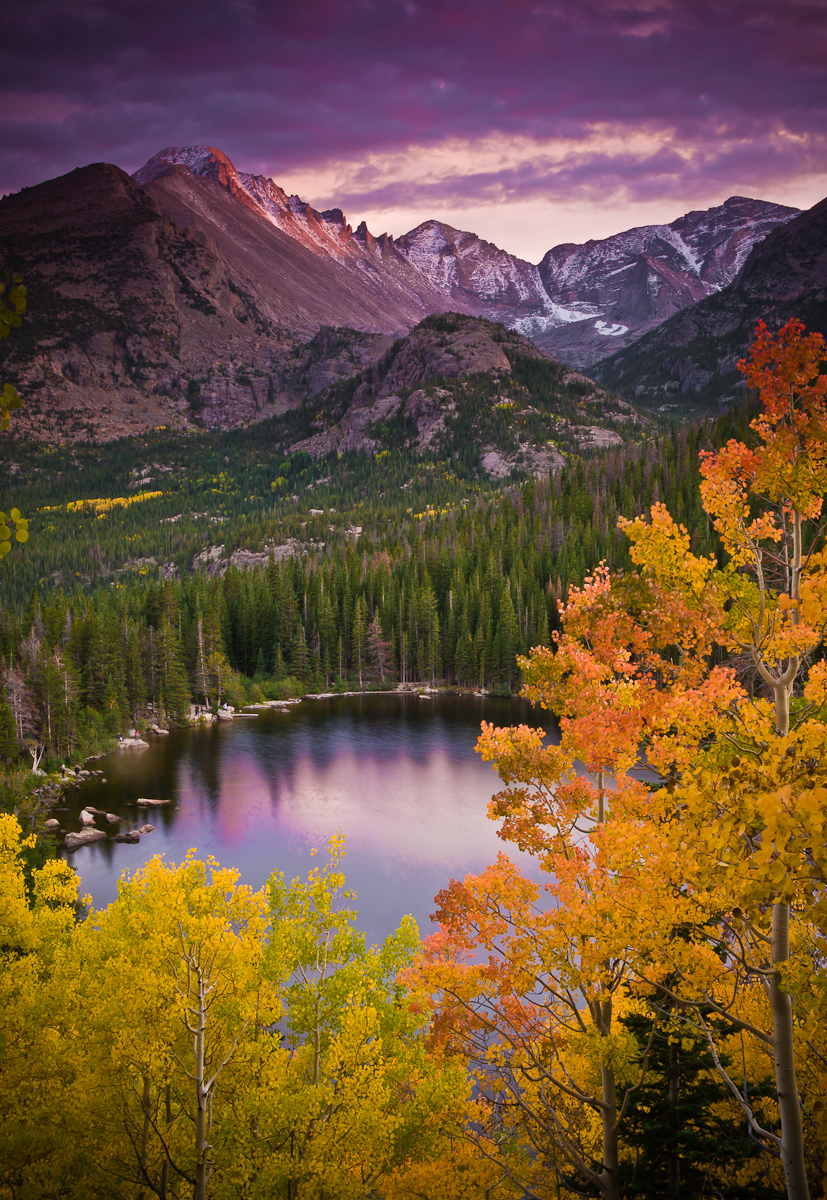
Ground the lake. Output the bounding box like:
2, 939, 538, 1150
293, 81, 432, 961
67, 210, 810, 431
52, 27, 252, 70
58, 694, 554, 944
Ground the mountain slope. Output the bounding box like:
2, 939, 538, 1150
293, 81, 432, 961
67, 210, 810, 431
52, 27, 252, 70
522, 197, 799, 367
0, 161, 295, 441
392, 199, 797, 370
593, 195, 827, 416
134, 147, 482, 336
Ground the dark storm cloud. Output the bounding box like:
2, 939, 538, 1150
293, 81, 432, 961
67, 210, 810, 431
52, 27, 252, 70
0, 0, 825, 205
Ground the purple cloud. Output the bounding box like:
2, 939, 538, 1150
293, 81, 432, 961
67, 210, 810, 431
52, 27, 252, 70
1, 0, 824, 231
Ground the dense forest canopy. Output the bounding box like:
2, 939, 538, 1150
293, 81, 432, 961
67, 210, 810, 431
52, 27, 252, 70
0, 408, 731, 767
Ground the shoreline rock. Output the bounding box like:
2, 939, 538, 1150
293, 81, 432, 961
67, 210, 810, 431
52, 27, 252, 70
64, 829, 107, 850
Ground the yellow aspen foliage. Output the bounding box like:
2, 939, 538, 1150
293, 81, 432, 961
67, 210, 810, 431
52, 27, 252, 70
0, 825, 474, 1200
0, 815, 83, 1197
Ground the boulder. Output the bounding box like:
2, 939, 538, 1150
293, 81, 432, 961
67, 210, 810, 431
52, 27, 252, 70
217, 710, 233, 722
136, 797, 171, 806
114, 830, 140, 844
79, 809, 96, 826
44, 818, 60, 828
151, 725, 170, 735
138, 824, 155, 835
64, 829, 107, 850
105, 813, 120, 824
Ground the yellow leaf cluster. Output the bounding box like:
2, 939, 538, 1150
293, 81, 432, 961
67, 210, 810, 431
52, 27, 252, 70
40, 491, 164, 518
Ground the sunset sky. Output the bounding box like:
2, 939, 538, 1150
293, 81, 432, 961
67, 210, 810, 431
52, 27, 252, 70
3, 0, 826, 261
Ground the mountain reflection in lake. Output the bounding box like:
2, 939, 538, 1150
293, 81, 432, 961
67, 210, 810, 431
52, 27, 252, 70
61, 695, 554, 944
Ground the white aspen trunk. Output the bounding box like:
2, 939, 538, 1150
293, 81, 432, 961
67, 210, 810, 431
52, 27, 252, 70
770, 898, 810, 1199
597, 999, 620, 1200
596, 769, 606, 826
193, 962, 211, 1200
763, 507, 810, 1200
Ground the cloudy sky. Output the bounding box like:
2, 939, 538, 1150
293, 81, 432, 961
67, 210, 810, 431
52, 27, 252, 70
2, 0, 826, 261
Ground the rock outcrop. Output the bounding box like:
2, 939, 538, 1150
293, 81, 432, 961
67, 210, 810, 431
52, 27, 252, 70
290, 313, 643, 473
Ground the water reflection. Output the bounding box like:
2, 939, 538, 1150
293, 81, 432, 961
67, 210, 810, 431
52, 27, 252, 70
62, 695, 555, 944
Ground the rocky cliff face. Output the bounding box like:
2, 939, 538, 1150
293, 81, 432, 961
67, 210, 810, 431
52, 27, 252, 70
286, 313, 646, 475
593, 196, 827, 416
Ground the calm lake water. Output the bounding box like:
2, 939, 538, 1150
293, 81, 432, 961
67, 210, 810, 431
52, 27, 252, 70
58, 694, 554, 944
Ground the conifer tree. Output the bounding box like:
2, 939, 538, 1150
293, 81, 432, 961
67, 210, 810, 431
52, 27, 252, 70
155, 617, 190, 722
351, 594, 367, 687
292, 625, 311, 682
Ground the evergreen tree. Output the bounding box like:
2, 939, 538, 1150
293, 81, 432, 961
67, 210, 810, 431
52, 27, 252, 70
155, 618, 190, 722
0, 699, 18, 763
620, 1005, 783, 1200
351, 595, 367, 687
366, 615, 391, 683
292, 625, 311, 682
273, 644, 286, 681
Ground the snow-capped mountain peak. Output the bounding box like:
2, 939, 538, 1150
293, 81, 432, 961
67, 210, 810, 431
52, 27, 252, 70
131, 146, 801, 369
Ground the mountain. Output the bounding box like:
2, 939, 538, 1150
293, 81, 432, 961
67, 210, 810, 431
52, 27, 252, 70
394, 221, 552, 326
593, 195, 827, 416
513, 197, 799, 367
0, 161, 298, 442
132, 146, 476, 336
0, 143, 801, 442
138, 147, 795, 371
389, 201, 798, 371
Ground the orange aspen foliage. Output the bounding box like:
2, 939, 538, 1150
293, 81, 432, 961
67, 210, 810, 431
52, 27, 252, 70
420, 321, 827, 1200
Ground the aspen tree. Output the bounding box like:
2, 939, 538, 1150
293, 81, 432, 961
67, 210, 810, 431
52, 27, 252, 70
454, 321, 827, 1199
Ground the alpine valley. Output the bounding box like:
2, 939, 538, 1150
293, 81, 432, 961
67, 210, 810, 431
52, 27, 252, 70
2, 133, 827, 1200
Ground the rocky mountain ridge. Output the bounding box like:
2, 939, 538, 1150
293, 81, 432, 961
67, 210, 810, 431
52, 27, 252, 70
595, 195, 827, 415
0, 143, 806, 442
137, 147, 795, 372
280, 313, 646, 478
394, 198, 798, 370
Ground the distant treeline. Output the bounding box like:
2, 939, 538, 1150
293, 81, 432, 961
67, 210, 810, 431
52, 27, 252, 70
0, 421, 721, 765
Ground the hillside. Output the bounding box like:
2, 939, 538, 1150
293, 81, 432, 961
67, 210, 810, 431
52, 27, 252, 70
0, 313, 650, 604
0, 161, 294, 441
278, 314, 644, 477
